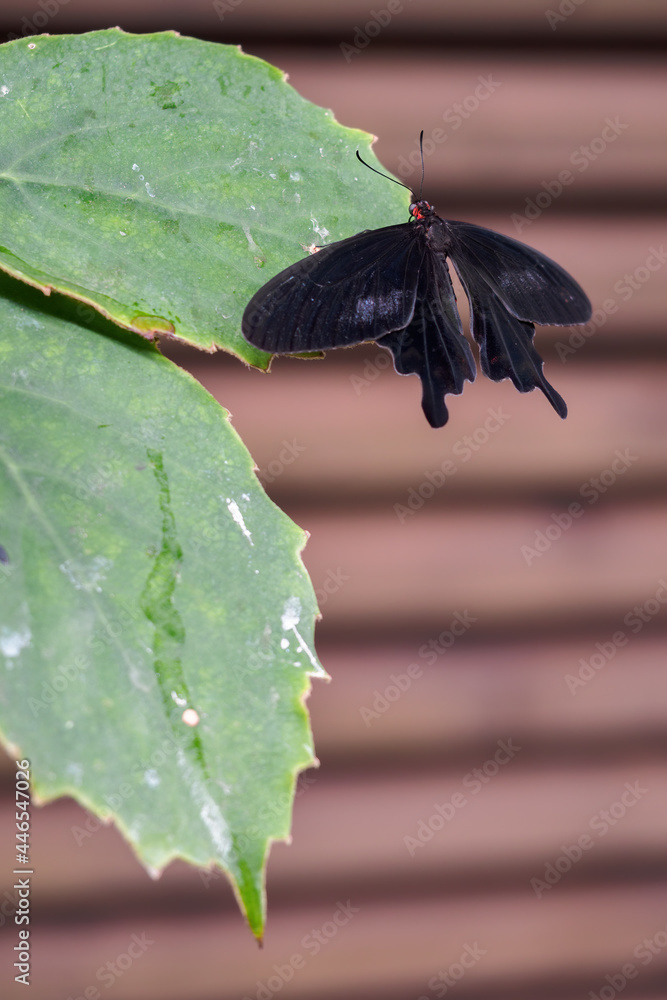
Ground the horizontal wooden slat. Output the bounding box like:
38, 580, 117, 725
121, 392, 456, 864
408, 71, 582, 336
257, 55, 667, 197
308, 636, 667, 756
6, 883, 667, 1000
187, 356, 667, 499
6, 758, 665, 901
4, 0, 664, 37
295, 503, 667, 632
281, 763, 667, 883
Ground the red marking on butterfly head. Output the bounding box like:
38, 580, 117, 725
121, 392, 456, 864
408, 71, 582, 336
409, 200, 436, 222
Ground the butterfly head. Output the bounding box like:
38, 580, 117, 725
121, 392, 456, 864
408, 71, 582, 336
409, 200, 436, 222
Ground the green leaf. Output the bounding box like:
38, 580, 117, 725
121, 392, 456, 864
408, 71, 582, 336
0, 272, 325, 938
0, 28, 409, 363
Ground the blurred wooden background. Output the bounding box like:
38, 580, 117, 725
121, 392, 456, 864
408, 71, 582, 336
1, 2, 666, 998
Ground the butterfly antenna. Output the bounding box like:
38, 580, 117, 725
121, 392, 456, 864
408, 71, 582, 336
355, 149, 412, 192
419, 130, 425, 199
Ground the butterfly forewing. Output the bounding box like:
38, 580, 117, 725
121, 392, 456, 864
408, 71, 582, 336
242, 223, 426, 353
445, 220, 592, 326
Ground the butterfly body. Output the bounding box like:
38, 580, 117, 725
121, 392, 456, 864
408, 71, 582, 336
242, 196, 592, 427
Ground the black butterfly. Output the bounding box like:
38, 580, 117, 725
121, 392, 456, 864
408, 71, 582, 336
242, 153, 592, 428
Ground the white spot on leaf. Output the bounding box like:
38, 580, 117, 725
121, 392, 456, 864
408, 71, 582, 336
310, 217, 330, 241
281, 597, 301, 630
59, 555, 111, 592
66, 762, 83, 785
242, 224, 260, 256
0, 626, 31, 659
225, 498, 253, 545
177, 751, 232, 859
182, 708, 200, 727
280, 598, 326, 676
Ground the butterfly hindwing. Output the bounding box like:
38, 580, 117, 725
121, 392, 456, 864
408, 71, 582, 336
445, 220, 592, 326
378, 251, 476, 428
242, 223, 427, 353
453, 263, 567, 417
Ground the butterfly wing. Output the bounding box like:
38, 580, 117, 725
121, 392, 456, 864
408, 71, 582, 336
444, 219, 587, 416
242, 223, 426, 353
444, 220, 592, 325
377, 251, 476, 428
454, 270, 567, 417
